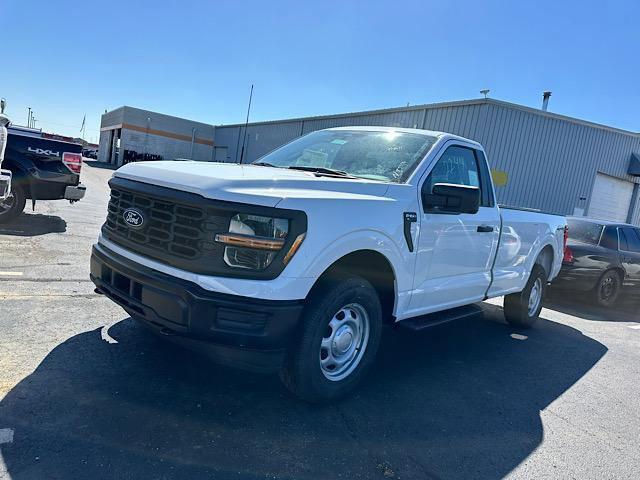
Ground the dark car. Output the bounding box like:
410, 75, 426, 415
553, 217, 640, 306
0, 126, 86, 223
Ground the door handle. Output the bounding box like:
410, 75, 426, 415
477, 225, 494, 233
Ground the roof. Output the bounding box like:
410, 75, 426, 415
216, 98, 640, 138
325, 126, 483, 148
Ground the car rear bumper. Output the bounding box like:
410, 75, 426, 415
550, 265, 600, 291
90, 243, 305, 373
64, 183, 86, 200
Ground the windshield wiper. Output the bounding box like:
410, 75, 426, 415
287, 166, 356, 178
252, 161, 278, 167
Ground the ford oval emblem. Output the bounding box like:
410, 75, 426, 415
123, 208, 144, 228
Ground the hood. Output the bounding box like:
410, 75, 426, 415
114, 161, 390, 207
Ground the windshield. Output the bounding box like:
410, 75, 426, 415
253, 129, 437, 182
567, 219, 604, 245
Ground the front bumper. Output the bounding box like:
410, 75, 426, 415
64, 183, 86, 201
0, 169, 11, 200
90, 243, 305, 372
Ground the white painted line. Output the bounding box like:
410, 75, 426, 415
101, 325, 118, 344
0, 272, 23, 276
0, 428, 14, 444
627, 324, 640, 330
510, 333, 528, 340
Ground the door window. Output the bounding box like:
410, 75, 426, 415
621, 227, 640, 252
600, 226, 619, 250
475, 150, 495, 207
422, 146, 483, 212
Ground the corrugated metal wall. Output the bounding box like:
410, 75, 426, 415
214, 100, 640, 222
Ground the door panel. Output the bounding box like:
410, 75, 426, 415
620, 227, 640, 286
409, 144, 500, 315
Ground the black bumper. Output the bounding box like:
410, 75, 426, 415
550, 265, 600, 292
90, 243, 305, 372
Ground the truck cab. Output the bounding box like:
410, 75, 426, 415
91, 127, 566, 401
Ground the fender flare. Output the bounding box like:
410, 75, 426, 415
294, 229, 409, 295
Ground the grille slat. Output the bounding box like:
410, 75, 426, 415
104, 187, 228, 262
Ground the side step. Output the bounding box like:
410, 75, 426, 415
397, 304, 485, 331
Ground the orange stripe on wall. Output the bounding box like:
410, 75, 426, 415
102, 123, 214, 146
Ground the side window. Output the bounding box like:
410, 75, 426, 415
622, 227, 640, 253
422, 145, 481, 201
475, 150, 495, 207
619, 228, 629, 251
600, 226, 619, 250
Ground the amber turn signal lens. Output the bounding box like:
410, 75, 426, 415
283, 233, 306, 265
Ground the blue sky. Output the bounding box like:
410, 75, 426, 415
1, 0, 638, 141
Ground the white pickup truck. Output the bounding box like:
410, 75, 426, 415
91, 127, 567, 401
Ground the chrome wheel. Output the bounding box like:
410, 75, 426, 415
527, 277, 543, 317
319, 303, 370, 381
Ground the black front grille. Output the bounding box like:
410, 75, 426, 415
101, 177, 307, 280
105, 187, 223, 260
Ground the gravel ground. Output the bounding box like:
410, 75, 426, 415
1, 162, 639, 479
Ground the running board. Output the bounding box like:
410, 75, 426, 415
397, 304, 484, 331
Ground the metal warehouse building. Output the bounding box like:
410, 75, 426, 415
99, 98, 640, 224
98, 106, 222, 166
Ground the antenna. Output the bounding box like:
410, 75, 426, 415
238, 84, 254, 164
480, 89, 490, 99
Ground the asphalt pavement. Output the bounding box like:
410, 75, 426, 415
1, 162, 639, 479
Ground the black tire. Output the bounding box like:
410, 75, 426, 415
280, 276, 382, 403
504, 264, 547, 329
0, 186, 26, 224
593, 269, 621, 307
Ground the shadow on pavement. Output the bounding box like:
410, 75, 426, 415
0, 213, 67, 236
0, 304, 606, 479
544, 289, 639, 323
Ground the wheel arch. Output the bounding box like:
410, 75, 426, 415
534, 243, 555, 279
310, 249, 397, 324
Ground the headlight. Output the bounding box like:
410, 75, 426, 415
215, 214, 289, 270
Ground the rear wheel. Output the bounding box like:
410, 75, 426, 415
504, 264, 546, 328
0, 186, 26, 224
280, 276, 382, 403
594, 270, 621, 307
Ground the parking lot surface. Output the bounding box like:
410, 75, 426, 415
1, 162, 639, 479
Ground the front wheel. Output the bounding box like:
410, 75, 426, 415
503, 264, 546, 328
0, 186, 26, 224
280, 276, 382, 403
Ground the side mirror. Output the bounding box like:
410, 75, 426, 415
422, 183, 480, 214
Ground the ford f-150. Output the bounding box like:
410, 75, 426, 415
91, 127, 567, 401
0, 125, 85, 223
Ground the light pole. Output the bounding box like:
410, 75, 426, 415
27, 107, 31, 128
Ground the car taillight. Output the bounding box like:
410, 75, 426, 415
563, 246, 574, 264
562, 226, 574, 264
62, 152, 82, 174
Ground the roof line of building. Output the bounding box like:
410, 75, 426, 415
216, 98, 640, 138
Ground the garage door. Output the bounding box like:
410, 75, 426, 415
588, 173, 635, 222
